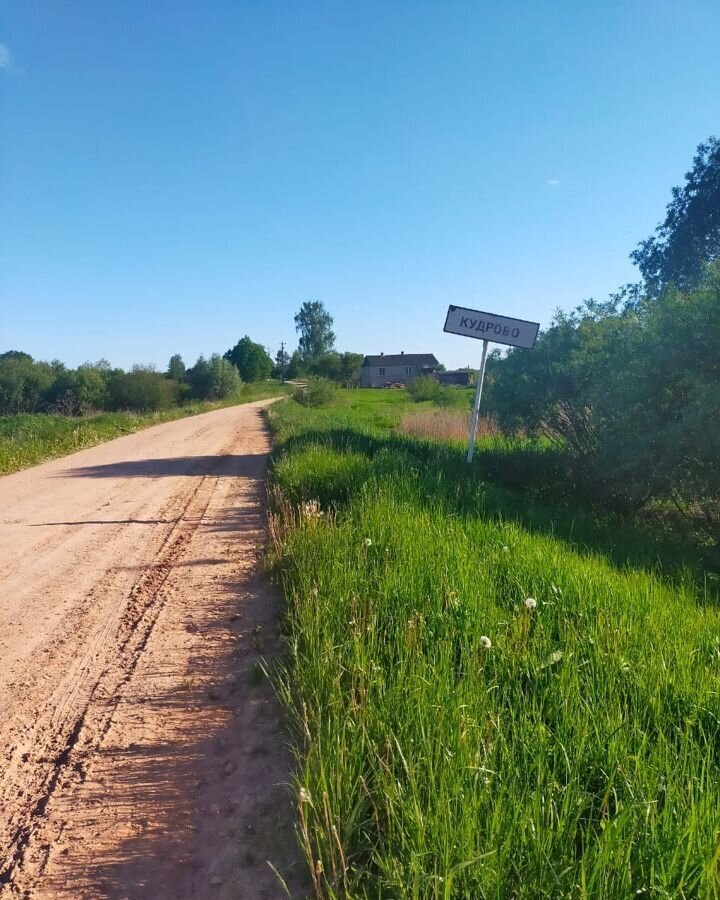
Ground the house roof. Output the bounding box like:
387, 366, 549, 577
362, 353, 438, 368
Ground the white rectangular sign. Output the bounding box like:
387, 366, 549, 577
444, 305, 540, 349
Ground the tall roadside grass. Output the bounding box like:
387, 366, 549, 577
399, 408, 498, 443
0, 381, 287, 475
267, 396, 720, 899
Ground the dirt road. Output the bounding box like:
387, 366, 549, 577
0, 401, 304, 898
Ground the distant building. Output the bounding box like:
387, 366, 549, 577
437, 368, 475, 386
360, 352, 439, 388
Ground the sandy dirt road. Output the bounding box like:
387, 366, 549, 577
0, 401, 304, 899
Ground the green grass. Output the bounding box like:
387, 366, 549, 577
0, 381, 287, 474
267, 391, 720, 899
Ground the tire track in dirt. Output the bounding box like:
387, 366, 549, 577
1, 456, 219, 891
0, 401, 303, 899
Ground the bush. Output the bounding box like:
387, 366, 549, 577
0, 354, 55, 414
48, 364, 109, 414
293, 376, 337, 407
108, 367, 180, 411
406, 375, 442, 402
487, 263, 720, 536
187, 354, 243, 400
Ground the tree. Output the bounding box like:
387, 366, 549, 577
224, 336, 272, 382
631, 136, 720, 293
208, 354, 243, 398
285, 350, 303, 379
338, 352, 364, 385
167, 354, 186, 381
312, 352, 342, 381
188, 354, 242, 399
0, 354, 55, 414
107, 366, 179, 411
274, 346, 290, 380
294, 300, 335, 364
49, 363, 108, 414
186, 355, 213, 399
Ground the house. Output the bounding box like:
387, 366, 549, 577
360, 352, 439, 388
437, 368, 475, 386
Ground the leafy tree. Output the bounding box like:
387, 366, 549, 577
167, 354, 186, 381
186, 355, 213, 399
285, 350, 304, 380
273, 347, 291, 380
0, 350, 34, 362
631, 136, 720, 292
107, 366, 179, 411
208, 353, 243, 398
294, 300, 335, 364
312, 352, 342, 381
188, 354, 242, 399
49, 364, 108, 414
338, 352, 364, 385
224, 336, 272, 382
0, 354, 55, 414
610, 265, 720, 536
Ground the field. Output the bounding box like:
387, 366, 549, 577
267, 389, 720, 898
0, 381, 287, 474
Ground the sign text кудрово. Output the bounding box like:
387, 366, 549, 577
443, 305, 539, 350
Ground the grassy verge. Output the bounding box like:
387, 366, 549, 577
267, 391, 720, 898
0, 381, 287, 475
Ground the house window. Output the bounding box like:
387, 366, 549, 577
405, 366, 412, 375
379, 367, 385, 376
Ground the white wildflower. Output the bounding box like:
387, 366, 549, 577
364, 537, 372, 547
524, 597, 537, 611
480, 635, 492, 649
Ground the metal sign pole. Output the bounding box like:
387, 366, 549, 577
467, 339, 489, 463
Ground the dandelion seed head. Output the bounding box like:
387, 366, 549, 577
480, 635, 492, 649
364, 537, 372, 547
524, 597, 537, 611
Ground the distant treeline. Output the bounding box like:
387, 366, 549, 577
485, 136, 720, 546
283, 350, 365, 383
0, 351, 246, 415
0, 333, 283, 415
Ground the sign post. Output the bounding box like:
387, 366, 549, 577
443, 305, 540, 463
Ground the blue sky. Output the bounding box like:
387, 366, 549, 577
2, 1, 719, 370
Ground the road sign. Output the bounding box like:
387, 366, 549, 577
444, 305, 539, 349
443, 305, 540, 462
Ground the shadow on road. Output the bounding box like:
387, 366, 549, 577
62, 452, 269, 480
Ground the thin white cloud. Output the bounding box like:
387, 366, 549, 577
547, 178, 561, 188
0, 44, 11, 70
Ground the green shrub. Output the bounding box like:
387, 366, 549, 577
406, 374, 442, 402
187, 354, 243, 400
108, 367, 180, 411
0, 354, 55, 414
293, 376, 337, 407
